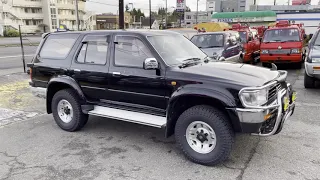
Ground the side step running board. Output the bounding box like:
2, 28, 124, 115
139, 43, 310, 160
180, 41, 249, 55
88, 106, 167, 128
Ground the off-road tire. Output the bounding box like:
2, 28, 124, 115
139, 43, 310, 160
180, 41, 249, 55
175, 105, 234, 166
52, 89, 88, 132
304, 71, 315, 88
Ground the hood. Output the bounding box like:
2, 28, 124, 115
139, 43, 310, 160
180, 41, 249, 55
200, 47, 224, 57
310, 45, 320, 58
261, 41, 302, 49
170, 62, 280, 87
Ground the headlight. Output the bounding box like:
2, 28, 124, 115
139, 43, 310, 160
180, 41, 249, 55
261, 50, 269, 54
312, 58, 320, 63
240, 88, 268, 106
291, 49, 300, 54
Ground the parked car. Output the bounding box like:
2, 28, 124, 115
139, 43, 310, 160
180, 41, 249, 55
190, 31, 242, 62
304, 28, 320, 88
167, 28, 199, 39
28, 30, 296, 166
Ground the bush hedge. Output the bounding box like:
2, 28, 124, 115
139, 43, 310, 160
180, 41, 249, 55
4, 29, 20, 37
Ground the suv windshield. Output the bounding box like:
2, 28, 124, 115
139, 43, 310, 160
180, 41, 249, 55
263, 28, 301, 43
239, 31, 247, 43
190, 34, 224, 48
147, 35, 207, 66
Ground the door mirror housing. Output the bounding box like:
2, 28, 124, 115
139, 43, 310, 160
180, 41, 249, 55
143, 58, 159, 70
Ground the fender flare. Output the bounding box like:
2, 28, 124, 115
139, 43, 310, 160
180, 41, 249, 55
46, 75, 85, 113
165, 85, 238, 137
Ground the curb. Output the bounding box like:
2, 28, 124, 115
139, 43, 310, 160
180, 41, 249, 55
0, 44, 39, 48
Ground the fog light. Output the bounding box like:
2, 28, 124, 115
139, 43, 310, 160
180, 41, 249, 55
283, 97, 290, 111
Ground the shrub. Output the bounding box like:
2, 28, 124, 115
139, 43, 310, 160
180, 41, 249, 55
4, 29, 20, 37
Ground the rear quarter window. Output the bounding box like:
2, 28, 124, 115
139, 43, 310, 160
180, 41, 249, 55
39, 33, 79, 59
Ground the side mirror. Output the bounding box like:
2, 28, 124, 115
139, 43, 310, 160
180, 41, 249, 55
143, 58, 159, 70
248, 37, 253, 41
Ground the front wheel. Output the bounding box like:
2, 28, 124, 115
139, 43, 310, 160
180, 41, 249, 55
175, 105, 234, 166
52, 89, 88, 132
304, 71, 315, 88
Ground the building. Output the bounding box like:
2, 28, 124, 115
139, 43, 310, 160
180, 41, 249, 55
206, 0, 254, 13
276, 12, 320, 34
250, 4, 320, 12
184, 11, 212, 28
0, 0, 86, 34
84, 12, 133, 30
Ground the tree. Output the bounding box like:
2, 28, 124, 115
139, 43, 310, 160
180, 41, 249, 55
125, 4, 130, 12
185, 6, 191, 12
131, 8, 145, 22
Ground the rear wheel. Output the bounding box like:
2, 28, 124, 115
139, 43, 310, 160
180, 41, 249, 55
304, 71, 315, 88
175, 105, 234, 166
52, 89, 88, 132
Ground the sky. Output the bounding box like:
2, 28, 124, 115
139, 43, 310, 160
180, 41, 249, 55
85, 0, 319, 16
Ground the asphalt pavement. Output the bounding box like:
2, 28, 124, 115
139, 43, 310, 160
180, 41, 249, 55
0, 46, 36, 75
0, 66, 319, 180
0, 36, 41, 46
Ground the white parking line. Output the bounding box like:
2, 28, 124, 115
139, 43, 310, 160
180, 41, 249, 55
0, 55, 34, 59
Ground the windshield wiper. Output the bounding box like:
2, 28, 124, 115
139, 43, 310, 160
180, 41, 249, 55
179, 58, 202, 68
314, 44, 320, 46
282, 40, 299, 42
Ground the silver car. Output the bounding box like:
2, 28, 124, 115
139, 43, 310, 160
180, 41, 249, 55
305, 29, 320, 88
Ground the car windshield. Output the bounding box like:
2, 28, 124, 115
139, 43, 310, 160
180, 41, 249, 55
263, 28, 301, 43
147, 34, 208, 66
239, 31, 247, 43
190, 34, 224, 48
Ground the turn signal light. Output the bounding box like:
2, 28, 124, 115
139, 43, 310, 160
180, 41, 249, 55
264, 113, 271, 121
313, 67, 320, 70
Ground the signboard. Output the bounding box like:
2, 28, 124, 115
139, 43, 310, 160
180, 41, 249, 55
56, 24, 68, 32
176, 0, 186, 12
214, 17, 266, 23
207, 1, 215, 11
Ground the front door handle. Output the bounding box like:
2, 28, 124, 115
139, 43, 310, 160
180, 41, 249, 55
112, 72, 121, 76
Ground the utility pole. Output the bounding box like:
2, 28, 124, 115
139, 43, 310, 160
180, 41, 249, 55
119, 0, 124, 29
196, 0, 199, 25
165, 0, 167, 29
274, 0, 276, 5
18, 25, 26, 73
149, 0, 152, 29
75, 0, 80, 30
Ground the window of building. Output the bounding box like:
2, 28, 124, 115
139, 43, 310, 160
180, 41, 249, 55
24, 8, 28, 13
114, 36, 152, 68
50, 8, 56, 14
40, 34, 79, 59
77, 39, 108, 65
186, 15, 191, 19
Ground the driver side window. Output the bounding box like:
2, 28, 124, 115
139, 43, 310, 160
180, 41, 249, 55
114, 36, 153, 68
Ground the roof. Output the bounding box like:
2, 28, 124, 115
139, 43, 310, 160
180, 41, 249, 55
50, 29, 179, 36
212, 11, 276, 19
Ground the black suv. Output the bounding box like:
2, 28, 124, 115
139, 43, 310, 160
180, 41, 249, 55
28, 30, 296, 166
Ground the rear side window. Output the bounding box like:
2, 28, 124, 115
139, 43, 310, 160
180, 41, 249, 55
77, 36, 108, 65
40, 34, 79, 59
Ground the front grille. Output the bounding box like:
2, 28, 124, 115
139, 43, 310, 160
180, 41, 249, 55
267, 83, 282, 104
269, 49, 291, 54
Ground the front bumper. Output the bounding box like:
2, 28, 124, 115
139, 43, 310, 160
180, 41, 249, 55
235, 84, 296, 136
260, 54, 302, 63
305, 62, 320, 80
